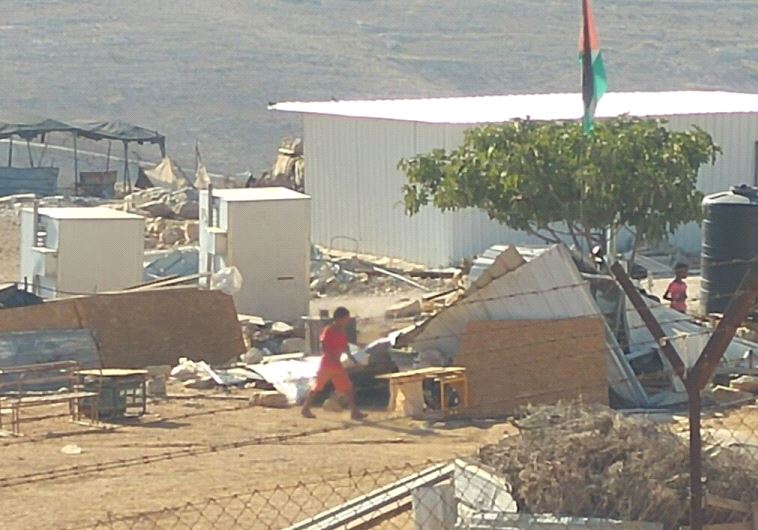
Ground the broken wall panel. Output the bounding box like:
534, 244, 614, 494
457, 318, 609, 417
0, 288, 244, 368
405, 245, 648, 407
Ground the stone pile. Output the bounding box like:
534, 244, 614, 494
124, 187, 200, 249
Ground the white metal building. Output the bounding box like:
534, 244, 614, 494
20, 207, 144, 297
199, 187, 311, 323
271, 91, 758, 266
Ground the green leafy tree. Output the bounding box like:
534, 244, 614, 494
400, 117, 720, 259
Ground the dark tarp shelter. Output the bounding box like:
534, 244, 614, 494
0, 113, 75, 140
70, 119, 166, 151
0, 114, 166, 194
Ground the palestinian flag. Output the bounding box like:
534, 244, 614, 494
580, 0, 607, 133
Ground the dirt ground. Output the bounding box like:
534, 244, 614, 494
0, 385, 509, 529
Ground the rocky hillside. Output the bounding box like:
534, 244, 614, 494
1, 0, 756, 175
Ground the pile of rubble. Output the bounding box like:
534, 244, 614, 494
123, 187, 200, 250
239, 317, 305, 361
310, 248, 459, 298
478, 403, 758, 529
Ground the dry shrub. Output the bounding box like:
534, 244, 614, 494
478, 402, 758, 529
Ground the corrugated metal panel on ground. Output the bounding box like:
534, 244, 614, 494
0, 167, 58, 196
0, 328, 99, 367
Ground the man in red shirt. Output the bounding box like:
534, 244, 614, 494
301, 307, 366, 420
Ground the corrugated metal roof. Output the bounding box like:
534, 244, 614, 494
213, 187, 309, 202
271, 91, 758, 124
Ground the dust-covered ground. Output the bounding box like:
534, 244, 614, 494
0, 0, 756, 176
0, 387, 509, 529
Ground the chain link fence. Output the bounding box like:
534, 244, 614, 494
52, 399, 756, 530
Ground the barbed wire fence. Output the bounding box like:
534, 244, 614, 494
3, 257, 758, 528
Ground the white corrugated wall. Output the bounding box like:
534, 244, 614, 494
304, 112, 758, 265
666, 113, 758, 253
304, 115, 453, 265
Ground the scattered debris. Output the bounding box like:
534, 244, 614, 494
249, 390, 289, 409
60, 444, 83, 455
280, 337, 306, 354
271, 321, 295, 336
309, 246, 459, 298
731, 375, 758, 394
705, 385, 755, 406
385, 298, 422, 320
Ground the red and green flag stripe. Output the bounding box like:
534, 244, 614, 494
579, 0, 607, 133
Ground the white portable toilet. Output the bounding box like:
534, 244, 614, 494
199, 187, 311, 322
19, 207, 145, 298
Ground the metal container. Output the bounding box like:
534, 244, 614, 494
701, 185, 758, 314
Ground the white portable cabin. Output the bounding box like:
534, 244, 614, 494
20, 207, 144, 297
199, 187, 311, 323
271, 90, 758, 266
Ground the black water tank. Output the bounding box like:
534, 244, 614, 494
701, 185, 758, 314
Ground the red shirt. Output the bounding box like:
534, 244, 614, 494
320, 325, 348, 369
666, 279, 687, 313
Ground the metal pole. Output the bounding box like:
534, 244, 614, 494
206, 183, 214, 289
32, 199, 39, 246
105, 140, 112, 171
687, 380, 704, 530
123, 141, 130, 192
26, 140, 34, 167
8, 137, 13, 166
73, 132, 79, 195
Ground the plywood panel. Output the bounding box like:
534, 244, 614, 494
456, 317, 608, 418
0, 288, 245, 368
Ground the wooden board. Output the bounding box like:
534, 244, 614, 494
375, 367, 466, 380
0, 288, 245, 368
456, 317, 608, 418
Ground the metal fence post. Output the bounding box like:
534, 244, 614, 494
687, 378, 704, 530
